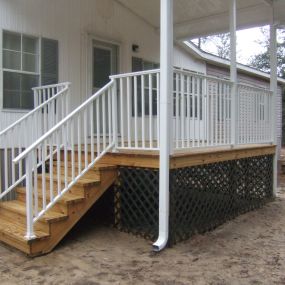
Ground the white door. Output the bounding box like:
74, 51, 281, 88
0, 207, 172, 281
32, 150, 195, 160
92, 40, 118, 93
92, 40, 118, 133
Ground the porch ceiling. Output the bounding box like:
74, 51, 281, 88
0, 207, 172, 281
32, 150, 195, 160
116, 0, 285, 39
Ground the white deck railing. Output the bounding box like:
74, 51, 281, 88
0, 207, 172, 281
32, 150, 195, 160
0, 68, 274, 239
0, 82, 70, 201
13, 80, 115, 238
238, 83, 273, 144
173, 69, 233, 149
111, 70, 160, 150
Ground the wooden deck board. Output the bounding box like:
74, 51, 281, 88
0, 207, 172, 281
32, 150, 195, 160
98, 144, 276, 169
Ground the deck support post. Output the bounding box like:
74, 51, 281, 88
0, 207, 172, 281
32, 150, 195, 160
270, 11, 278, 196
153, 0, 173, 252
230, 0, 238, 146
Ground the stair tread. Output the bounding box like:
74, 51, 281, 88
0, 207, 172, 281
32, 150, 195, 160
38, 173, 101, 186
0, 215, 49, 242
0, 201, 68, 222
52, 161, 117, 170
17, 187, 85, 204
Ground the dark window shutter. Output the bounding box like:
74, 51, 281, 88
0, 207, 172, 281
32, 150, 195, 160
132, 57, 142, 72
41, 38, 58, 85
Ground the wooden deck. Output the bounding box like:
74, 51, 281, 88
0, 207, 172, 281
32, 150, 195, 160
99, 144, 276, 169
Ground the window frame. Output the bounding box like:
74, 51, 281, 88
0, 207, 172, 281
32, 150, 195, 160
132, 56, 160, 117
1, 29, 43, 112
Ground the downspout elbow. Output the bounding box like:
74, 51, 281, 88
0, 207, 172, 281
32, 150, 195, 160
152, 230, 168, 252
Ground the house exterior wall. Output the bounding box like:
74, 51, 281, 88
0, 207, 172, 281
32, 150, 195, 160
0, 0, 206, 131
207, 63, 284, 158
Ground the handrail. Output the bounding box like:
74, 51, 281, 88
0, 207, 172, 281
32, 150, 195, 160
0, 85, 69, 137
16, 79, 116, 238
110, 69, 160, 79
0, 82, 70, 203
32, 82, 71, 91
14, 79, 114, 164
238, 82, 273, 93
174, 68, 234, 84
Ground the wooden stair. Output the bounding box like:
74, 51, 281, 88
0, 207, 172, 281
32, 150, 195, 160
0, 159, 118, 256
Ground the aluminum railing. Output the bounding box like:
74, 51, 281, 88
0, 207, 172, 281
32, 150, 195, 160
13, 80, 115, 239
111, 69, 160, 150
173, 69, 233, 149
238, 83, 273, 144
0, 82, 70, 201
1, 69, 273, 239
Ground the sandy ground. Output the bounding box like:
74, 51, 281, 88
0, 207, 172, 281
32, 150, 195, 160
1, 183, 285, 284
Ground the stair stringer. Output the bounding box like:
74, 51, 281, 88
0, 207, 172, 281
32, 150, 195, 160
29, 168, 118, 256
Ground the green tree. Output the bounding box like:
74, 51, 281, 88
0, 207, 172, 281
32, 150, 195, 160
250, 27, 285, 79
194, 33, 231, 59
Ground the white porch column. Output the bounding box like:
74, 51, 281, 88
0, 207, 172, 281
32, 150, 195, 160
153, 0, 173, 251
270, 10, 278, 196
230, 0, 238, 146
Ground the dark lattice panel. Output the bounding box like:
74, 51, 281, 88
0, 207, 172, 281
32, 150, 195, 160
114, 155, 273, 245
114, 167, 159, 240
170, 155, 274, 244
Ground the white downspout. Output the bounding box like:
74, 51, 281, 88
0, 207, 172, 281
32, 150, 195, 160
153, 0, 173, 252
270, 7, 278, 197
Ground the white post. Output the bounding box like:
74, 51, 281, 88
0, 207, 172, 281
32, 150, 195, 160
25, 155, 36, 240
270, 12, 278, 196
153, 0, 173, 251
230, 0, 238, 146
112, 79, 118, 150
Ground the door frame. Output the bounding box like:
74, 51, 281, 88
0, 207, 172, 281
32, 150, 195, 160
86, 35, 121, 98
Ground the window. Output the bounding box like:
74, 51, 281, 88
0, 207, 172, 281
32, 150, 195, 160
2, 31, 58, 110
173, 74, 203, 120
132, 57, 159, 116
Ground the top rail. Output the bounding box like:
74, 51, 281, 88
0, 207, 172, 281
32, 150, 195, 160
110, 69, 160, 79
32, 82, 71, 91
0, 85, 69, 137
237, 82, 273, 94
13, 79, 114, 163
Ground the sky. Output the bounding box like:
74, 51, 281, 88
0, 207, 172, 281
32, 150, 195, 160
193, 26, 268, 65
236, 27, 267, 64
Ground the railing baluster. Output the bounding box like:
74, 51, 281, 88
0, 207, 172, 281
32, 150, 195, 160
96, 98, 100, 155
186, 76, 190, 148
33, 151, 38, 216
71, 118, 75, 181
134, 76, 138, 148
90, 104, 94, 162
120, 78, 124, 148
108, 88, 112, 146
141, 75, 145, 149
41, 143, 46, 210
149, 74, 153, 149
197, 77, 201, 147
156, 73, 160, 148
77, 114, 82, 175
102, 93, 107, 150
192, 77, 195, 147
127, 77, 131, 148
175, 73, 179, 148
84, 108, 88, 168
49, 137, 54, 203
181, 74, 185, 148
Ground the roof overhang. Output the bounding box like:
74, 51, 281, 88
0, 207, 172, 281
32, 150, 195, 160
182, 41, 285, 86
116, 0, 285, 39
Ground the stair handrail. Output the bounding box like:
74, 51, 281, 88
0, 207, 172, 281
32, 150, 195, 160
0, 82, 71, 201
13, 79, 116, 239
0, 83, 70, 137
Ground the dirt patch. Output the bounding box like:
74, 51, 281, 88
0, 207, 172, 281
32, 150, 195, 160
1, 184, 285, 284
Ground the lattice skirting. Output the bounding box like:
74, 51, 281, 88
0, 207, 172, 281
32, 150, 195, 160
114, 155, 273, 245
